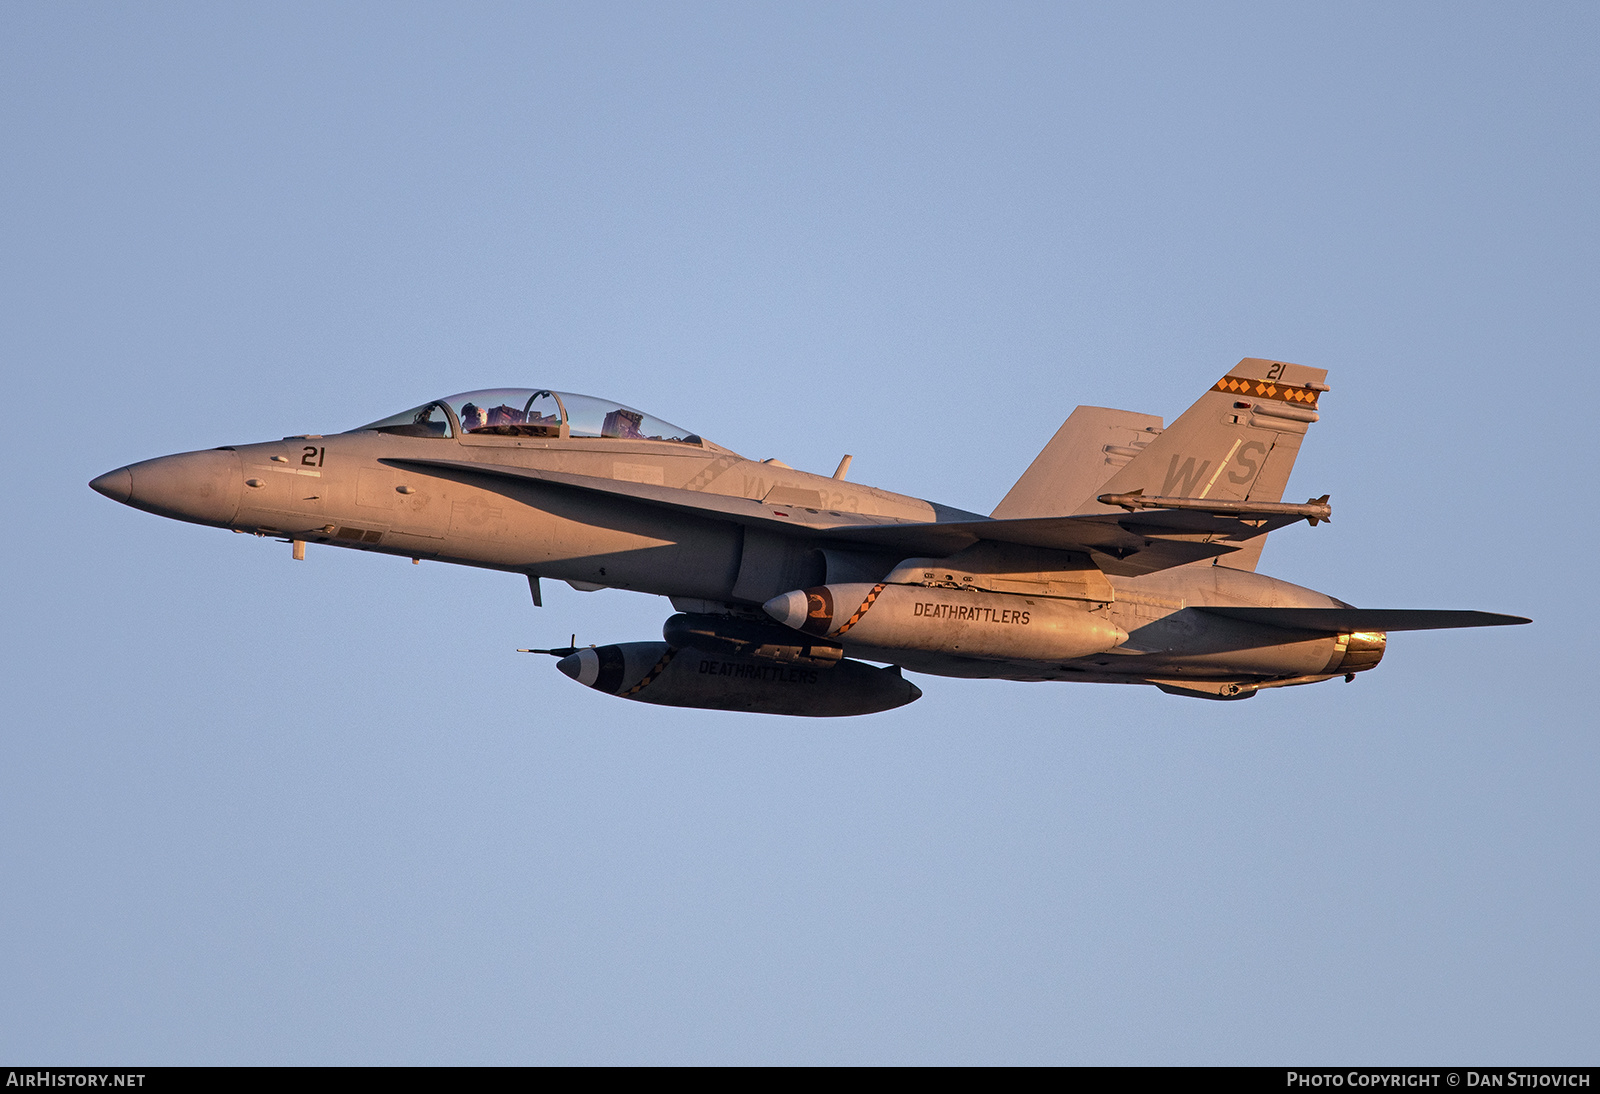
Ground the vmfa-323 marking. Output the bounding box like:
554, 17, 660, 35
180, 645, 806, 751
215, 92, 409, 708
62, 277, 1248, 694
91, 362, 1528, 715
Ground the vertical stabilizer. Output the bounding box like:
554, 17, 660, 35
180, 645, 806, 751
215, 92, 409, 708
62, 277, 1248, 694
1087, 359, 1329, 571
992, 406, 1165, 519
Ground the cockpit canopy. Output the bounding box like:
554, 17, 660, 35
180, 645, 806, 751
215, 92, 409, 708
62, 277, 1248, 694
353, 389, 703, 445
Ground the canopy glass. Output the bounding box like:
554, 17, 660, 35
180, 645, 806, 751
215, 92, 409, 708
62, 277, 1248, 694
354, 389, 703, 444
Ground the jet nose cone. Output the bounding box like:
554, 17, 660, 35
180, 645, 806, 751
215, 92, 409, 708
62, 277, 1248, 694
121, 449, 243, 526
89, 467, 133, 504
556, 648, 600, 687
763, 589, 810, 631
906, 681, 923, 702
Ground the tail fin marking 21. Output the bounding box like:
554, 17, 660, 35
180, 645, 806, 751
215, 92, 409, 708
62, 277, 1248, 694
1091, 358, 1329, 571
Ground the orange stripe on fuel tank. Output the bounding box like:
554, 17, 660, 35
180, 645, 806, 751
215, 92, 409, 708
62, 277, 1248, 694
829, 584, 887, 639
623, 648, 679, 696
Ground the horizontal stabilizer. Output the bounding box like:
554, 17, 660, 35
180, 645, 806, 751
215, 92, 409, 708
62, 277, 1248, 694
1196, 607, 1531, 633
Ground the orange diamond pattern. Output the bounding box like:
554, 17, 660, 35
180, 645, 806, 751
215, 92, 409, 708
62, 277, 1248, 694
1213, 372, 1320, 408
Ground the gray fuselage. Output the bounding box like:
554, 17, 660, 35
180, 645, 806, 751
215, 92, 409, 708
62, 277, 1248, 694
92, 422, 1360, 692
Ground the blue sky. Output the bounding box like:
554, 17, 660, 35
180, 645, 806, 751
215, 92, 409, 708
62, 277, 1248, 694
2, 2, 1595, 1063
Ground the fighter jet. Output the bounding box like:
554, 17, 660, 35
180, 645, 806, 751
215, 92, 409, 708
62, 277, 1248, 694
90, 358, 1527, 716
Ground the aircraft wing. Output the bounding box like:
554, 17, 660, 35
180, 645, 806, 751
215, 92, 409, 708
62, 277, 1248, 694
386, 457, 1300, 576
799, 514, 1219, 574
1196, 607, 1532, 632
817, 509, 1319, 575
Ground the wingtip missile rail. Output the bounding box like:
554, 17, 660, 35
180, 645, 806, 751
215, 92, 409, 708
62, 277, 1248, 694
1097, 491, 1333, 526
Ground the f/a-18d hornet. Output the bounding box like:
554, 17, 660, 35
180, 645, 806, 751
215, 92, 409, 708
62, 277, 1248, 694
91, 358, 1528, 716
